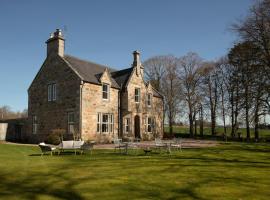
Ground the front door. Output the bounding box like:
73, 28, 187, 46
134, 115, 141, 139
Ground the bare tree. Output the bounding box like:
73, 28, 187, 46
161, 56, 182, 136
178, 52, 203, 137
201, 62, 219, 136
143, 56, 167, 92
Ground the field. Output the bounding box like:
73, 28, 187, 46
164, 126, 270, 139
0, 142, 270, 200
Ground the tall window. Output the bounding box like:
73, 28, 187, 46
125, 118, 130, 133
68, 112, 75, 134
48, 83, 57, 101
147, 93, 152, 107
147, 117, 155, 133
135, 88, 140, 103
32, 115, 38, 134
102, 84, 109, 100
97, 113, 113, 133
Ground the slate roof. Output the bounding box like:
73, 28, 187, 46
64, 55, 120, 89
63, 55, 163, 98
111, 67, 133, 89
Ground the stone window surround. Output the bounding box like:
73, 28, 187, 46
32, 115, 38, 134
102, 83, 110, 101
97, 113, 114, 134
48, 83, 57, 102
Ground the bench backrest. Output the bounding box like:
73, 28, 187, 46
62, 140, 74, 149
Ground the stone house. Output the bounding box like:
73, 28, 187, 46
27, 29, 164, 143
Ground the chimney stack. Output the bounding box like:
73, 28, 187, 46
46, 29, 65, 57
132, 50, 144, 76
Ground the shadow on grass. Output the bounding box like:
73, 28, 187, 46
0, 171, 84, 200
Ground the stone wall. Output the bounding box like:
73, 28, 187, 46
27, 55, 81, 143
81, 70, 119, 143
121, 67, 163, 140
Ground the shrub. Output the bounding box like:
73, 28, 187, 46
45, 129, 65, 145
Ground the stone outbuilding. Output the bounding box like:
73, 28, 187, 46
27, 29, 164, 143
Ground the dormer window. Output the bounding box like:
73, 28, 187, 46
147, 93, 152, 107
102, 83, 110, 100
48, 83, 57, 101
135, 88, 140, 103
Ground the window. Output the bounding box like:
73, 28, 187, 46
32, 115, 38, 134
48, 83, 57, 101
147, 117, 155, 133
135, 88, 140, 103
102, 114, 109, 133
97, 113, 114, 133
147, 93, 152, 107
68, 112, 75, 134
102, 84, 109, 100
125, 118, 130, 133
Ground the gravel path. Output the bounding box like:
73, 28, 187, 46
1, 138, 219, 149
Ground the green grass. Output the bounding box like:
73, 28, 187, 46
164, 126, 270, 139
0, 143, 270, 200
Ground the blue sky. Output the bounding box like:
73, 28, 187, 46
0, 0, 253, 111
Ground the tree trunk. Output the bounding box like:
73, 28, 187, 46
230, 90, 235, 138
199, 105, 204, 137
221, 88, 227, 140
194, 112, 197, 137
169, 110, 173, 137
254, 101, 260, 141
189, 113, 194, 137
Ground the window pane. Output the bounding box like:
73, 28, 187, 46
103, 114, 108, 122
102, 84, 109, 99
103, 92, 108, 99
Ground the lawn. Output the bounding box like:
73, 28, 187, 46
0, 142, 270, 200
164, 126, 270, 139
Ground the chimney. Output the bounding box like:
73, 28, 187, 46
132, 50, 144, 76
46, 29, 65, 57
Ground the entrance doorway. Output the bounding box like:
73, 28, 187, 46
134, 115, 141, 139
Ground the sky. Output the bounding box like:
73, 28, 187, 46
0, 0, 253, 111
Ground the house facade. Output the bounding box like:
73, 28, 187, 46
27, 29, 164, 143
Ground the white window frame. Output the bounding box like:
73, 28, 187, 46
32, 115, 38, 134
147, 117, 155, 133
48, 83, 57, 102
135, 88, 140, 103
102, 83, 110, 100
125, 118, 130, 133
68, 112, 75, 134
147, 93, 152, 107
97, 113, 114, 134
